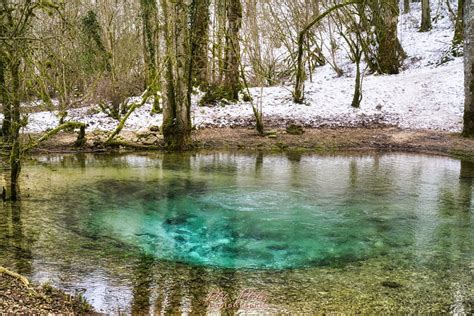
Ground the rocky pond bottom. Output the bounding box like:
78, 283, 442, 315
0, 152, 473, 313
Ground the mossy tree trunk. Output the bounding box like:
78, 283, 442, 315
463, 0, 474, 137
403, 0, 410, 13
453, 0, 464, 49
161, 0, 192, 150
371, 0, 404, 74
223, 0, 242, 101
247, 0, 262, 82
9, 60, 21, 201
420, 0, 432, 32
192, 0, 210, 89
351, 48, 363, 108
140, 0, 161, 113
214, 0, 227, 84
1, 0, 68, 200
0, 57, 10, 139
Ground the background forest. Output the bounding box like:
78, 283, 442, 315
0, 0, 473, 200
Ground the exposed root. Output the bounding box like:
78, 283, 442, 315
0, 266, 30, 287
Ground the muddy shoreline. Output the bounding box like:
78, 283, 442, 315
0, 267, 96, 314
30, 127, 474, 161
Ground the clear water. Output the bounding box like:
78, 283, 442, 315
0, 152, 473, 313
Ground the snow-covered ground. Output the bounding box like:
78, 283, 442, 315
0, 1, 465, 134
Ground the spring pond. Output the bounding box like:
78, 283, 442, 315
0, 152, 473, 314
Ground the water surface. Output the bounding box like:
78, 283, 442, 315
0, 152, 473, 313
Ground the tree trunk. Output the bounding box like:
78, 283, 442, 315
192, 0, 210, 88
223, 0, 242, 101
373, 0, 403, 74
403, 0, 410, 13
351, 54, 362, 108
161, 0, 192, 150
420, 0, 432, 32
140, 0, 161, 113
9, 61, 21, 201
214, 0, 227, 84
247, 0, 262, 83
463, 0, 474, 137
453, 0, 464, 47
0, 57, 10, 139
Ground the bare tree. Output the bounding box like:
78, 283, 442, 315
192, 0, 211, 88
453, 0, 464, 51
293, 0, 361, 104
161, 0, 192, 150
140, 0, 161, 113
223, 0, 243, 100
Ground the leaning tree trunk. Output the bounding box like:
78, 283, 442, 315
293, 0, 361, 103
223, 0, 242, 101
420, 0, 432, 32
463, 0, 474, 137
161, 0, 192, 150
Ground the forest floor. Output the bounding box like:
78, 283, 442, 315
0, 267, 96, 314
33, 127, 474, 162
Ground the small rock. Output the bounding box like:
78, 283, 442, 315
149, 125, 160, 132
376, 104, 383, 111
286, 124, 304, 135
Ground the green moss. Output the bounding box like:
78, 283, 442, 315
286, 124, 305, 135
448, 150, 474, 162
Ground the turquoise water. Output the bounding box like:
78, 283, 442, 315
0, 152, 472, 313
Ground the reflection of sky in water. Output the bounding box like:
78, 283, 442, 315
0, 152, 472, 313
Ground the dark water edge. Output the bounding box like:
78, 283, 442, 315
0, 152, 473, 314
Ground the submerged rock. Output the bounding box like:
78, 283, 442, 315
165, 216, 188, 226
381, 280, 403, 288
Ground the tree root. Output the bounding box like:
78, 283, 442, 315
0, 266, 30, 287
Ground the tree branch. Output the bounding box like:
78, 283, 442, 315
23, 121, 86, 151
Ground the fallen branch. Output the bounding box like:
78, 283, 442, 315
105, 139, 161, 150
105, 90, 152, 145
23, 121, 86, 152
